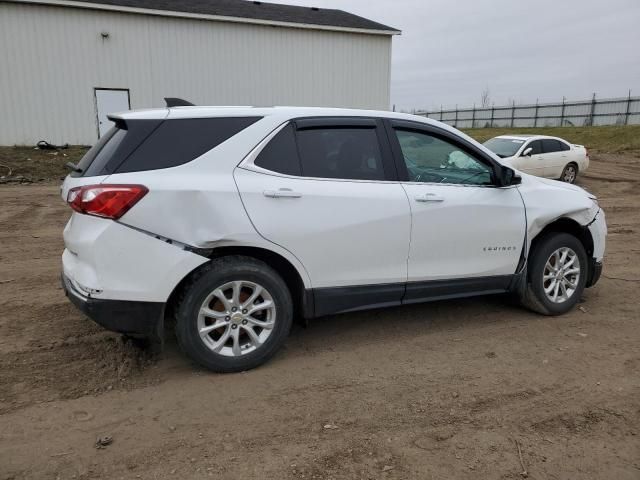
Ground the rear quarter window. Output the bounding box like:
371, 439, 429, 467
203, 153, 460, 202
76, 117, 262, 176
115, 117, 262, 174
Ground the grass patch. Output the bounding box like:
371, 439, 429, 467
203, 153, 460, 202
0, 146, 87, 183
462, 125, 640, 154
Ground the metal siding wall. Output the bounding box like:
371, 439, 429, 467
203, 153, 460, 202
0, 3, 392, 145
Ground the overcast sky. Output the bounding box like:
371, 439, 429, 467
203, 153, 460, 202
269, 0, 640, 111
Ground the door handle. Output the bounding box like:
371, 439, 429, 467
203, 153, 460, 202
263, 188, 302, 198
415, 193, 444, 203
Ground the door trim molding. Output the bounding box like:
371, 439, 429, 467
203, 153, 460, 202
313, 282, 405, 317
309, 274, 517, 318
403, 275, 513, 304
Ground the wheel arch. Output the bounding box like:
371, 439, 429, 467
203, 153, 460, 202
565, 161, 579, 172
529, 217, 594, 261
165, 245, 312, 328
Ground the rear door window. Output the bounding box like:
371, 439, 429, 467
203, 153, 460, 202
295, 127, 386, 181
542, 139, 562, 153
254, 124, 301, 176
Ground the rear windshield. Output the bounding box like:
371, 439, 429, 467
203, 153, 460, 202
73, 127, 125, 176
74, 117, 262, 177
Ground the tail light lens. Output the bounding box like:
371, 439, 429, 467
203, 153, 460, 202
67, 184, 148, 219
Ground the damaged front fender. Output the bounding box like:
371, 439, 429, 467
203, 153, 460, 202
517, 174, 605, 260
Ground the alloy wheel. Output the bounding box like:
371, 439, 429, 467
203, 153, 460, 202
542, 247, 581, 303
563, 165, 577, 183
197, 281, 276, 357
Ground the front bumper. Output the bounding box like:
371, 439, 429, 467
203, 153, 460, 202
62, 273, 164, 338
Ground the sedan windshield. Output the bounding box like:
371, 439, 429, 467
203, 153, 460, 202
483, 137, 526, 158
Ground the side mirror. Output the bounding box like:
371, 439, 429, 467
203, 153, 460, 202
500, 166, 522, 187
521, 147, 533, 157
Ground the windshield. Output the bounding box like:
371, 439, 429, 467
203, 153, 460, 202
483, 137, 526, 158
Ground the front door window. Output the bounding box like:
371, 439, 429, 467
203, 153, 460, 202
395, 130, 493, 186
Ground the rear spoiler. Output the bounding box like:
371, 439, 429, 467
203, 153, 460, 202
165, 97, 195, 107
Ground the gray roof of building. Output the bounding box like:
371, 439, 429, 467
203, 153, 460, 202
56, 0, 400, 33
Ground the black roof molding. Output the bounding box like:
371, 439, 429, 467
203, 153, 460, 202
26, 0, 400, 34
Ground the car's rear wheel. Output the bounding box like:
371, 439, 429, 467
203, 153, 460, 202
560, 163, 578, 183
175, 256, 293, 372
520, 233, 588, 315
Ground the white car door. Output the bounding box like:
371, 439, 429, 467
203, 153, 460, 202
385, 121, 526, 299
541, 138, 564, 178
234, 119, 411, 296
515, 139, 546, 177
541, 139, 568, 178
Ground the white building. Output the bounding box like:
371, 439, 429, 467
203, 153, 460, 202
0, 0, 399, 145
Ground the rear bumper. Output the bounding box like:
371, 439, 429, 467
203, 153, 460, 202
62, 273, 164, 338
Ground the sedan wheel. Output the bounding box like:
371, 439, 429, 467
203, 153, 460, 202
561, 164, 577, 183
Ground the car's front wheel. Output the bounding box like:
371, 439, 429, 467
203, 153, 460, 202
175, 256, 293, 372
520, 233, 588, 315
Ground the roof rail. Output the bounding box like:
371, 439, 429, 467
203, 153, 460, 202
165, 97, 195, 107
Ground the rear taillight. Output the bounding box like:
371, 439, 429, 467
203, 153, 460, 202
585, 147, 589, 158
67, 184, 148, 219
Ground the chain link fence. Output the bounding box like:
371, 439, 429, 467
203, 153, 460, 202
416, 93, 640, 129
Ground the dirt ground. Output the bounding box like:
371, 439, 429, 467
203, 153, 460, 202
1, 152, 639, 479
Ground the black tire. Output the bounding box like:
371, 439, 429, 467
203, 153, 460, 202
560, 163, 578, 183
520, 233, 588, 315
175, 255, 293, 372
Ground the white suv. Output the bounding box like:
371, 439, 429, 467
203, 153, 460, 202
61, 106, 606, 372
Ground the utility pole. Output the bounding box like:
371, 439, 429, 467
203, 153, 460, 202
510, 100, 515, 128
588, 92, 597, 126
